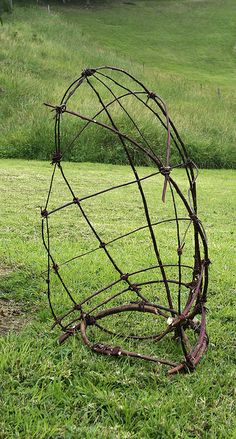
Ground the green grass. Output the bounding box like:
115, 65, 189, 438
0, 0, 236, 167
0, 159, 236, 438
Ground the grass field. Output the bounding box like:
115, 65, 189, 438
1, 0, 236, 167
0, 159, 235, 438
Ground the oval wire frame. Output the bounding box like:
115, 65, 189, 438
42, 66, 210, 374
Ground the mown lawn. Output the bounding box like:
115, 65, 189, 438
0, 0, 236, 166
0, 159, 235, 438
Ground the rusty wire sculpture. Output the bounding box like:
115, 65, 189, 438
42, 66, 210, 374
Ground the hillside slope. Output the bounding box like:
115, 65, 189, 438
0, 0, 236, 167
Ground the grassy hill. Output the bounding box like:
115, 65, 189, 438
0, 0, 236, 167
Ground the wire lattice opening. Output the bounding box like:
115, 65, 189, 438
42, 66, 210, 374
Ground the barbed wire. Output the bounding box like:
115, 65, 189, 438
42, 66, 210, 374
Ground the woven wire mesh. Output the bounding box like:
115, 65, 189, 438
42, 66, 210, 374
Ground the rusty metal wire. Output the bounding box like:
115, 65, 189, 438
42, 66, 210, 374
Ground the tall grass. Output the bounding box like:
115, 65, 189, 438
0, 0, 236, 167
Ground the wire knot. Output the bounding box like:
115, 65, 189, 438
82, 68, 96, 77
55, 104, 66, 114
74, 303, 81, 311
185, 158, 194, 168
52, 263, 59, 273
160, 166, 172, 176
177, 244, 185, 256
85, 314, 96, 326
147, 91, 156, 99
121, 273, 129, 281
202, 258, 211, 267
51, 151, 62, 164
185, 279, 198, 290
41, 208, 48, 218
189, 212, 199, 222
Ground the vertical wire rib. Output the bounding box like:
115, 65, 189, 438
168, 181, 182, 315
42, 216, 77, 306
44, 163, 57, 210
168, 180, 191, 360
41, 218, 65, 330
86, 75, 175, 315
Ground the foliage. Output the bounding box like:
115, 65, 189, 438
0, 0, 236, 167
0, 0, 12, 24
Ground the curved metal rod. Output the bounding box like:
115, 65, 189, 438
43, 65, 209, 375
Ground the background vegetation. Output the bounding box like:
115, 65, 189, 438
1, 0, 236, 167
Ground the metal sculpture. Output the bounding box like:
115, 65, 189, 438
42, 66, 210, 374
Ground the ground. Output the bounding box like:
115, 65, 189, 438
0, 159, 235, 438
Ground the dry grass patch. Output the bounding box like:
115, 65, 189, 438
0, 298, 28, 335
